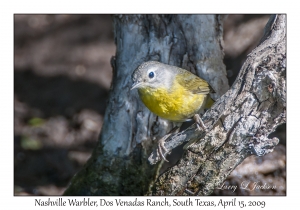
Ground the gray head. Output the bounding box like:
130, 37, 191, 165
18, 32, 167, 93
131, 61, 173, 90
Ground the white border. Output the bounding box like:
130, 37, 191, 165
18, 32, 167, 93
2, 0, 296, 209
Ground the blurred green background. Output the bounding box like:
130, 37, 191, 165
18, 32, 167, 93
14, 14, 286, 195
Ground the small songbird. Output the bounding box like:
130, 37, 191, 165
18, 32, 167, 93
131, 61, 215, 162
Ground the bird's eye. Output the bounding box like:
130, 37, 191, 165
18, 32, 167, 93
148, 71, 155, 79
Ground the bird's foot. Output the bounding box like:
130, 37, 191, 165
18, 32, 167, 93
193, 114, 208, 132
156, 126, 180, 162
157, 134, 172, 162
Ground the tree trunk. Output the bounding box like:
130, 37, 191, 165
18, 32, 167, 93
63, 14, 228, 195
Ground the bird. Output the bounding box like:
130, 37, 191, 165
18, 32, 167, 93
131, 61, 215, 162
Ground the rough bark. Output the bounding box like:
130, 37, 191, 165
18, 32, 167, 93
64, 14, 229, 195
150, 14, 286, 196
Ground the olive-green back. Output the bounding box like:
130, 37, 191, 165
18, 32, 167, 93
174, 67, 212, 95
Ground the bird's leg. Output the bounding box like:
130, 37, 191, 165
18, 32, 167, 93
157, 126, 180, 162
193, 114, 208, 132
158, 134, 172, 162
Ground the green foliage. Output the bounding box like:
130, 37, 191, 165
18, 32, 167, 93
28, 117, 45, 127
20, 136, 42, 150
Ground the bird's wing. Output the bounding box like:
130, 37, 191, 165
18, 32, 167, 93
176, 68, 213, 94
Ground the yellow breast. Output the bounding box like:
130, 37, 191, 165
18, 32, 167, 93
138, 80, 207, 122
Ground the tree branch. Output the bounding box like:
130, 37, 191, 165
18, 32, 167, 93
150, 14, 286, 196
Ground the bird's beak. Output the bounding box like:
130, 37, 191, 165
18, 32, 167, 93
131, 82, 142, 90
